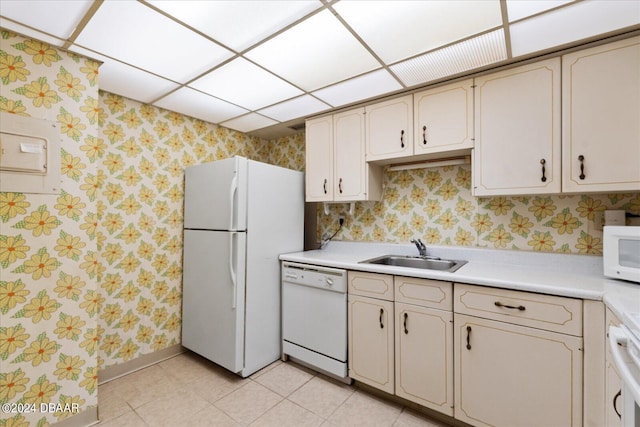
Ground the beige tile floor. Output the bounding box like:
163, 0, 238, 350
96, 351, 452, 427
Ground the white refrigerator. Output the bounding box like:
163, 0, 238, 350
181, 156, 304, 377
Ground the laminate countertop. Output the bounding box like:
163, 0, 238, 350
280, 241, 640, 321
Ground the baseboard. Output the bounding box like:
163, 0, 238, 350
98, 344, 184, 385
51, 406, 98, 427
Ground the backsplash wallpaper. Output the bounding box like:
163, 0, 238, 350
318, 166, 639, 254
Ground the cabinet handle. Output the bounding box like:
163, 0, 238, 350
578, 155, 585, 180
540, 159, 547, 182
400, 130, 405, 148
613, 389, 622, 419
379, 308, 384, 329
466, 325, 472, 350
422, 125, 427, 145
338, 178, 343, 194
403, 312, 408, 334
494, 301, 526, 311
323, 178, 327, 194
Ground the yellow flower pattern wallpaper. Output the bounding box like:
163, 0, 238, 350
1, 27, 638, 427
318, 166, 639, 254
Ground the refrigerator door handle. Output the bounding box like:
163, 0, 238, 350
229, 174, 238, 230
229, 232, 237, 309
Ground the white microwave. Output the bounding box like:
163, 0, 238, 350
604, 226, 640, 284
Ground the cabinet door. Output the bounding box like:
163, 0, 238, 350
562, 36, 640, 193
395, 302, 453, 416
473, 58, 561, 196
454, 314, 583, 427
334, 108, 367, 201
348, 294, 394, 394
365, 95, 413, 162
414, 79, 474, 156
305, 115, 333, 202
605, 308, 623, 426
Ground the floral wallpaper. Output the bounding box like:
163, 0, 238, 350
1, 30, 101, 427
318, 165, 640, 255
0, 29, 285, 427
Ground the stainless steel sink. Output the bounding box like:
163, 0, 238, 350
360, 255, 467, 273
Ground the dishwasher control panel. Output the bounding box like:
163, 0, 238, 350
282, 262, 347, 293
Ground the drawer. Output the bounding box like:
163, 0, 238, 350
348, 271, 393, 301
394, 276, 452, 310
454, 283, 582, 336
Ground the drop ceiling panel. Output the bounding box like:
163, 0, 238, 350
221, 113, 278, 133
391, 30, 507, 87
506, 0, 575, 22
245, 9, 381, 91
0, 18, 64, 47
74, 1, 233, 83
312, 69, 403, 107
189, 57, 303, 111
148, 0, 321, 52
333, 0, 503, 64
71, 46, 180, 104
258, 95, 330, 122
153, 87, 248, 124
510, 1, 640, 57
0, 0, 93, 40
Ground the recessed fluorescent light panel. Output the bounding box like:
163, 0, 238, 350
154, 87, 248, 124
258, 95, 330, 122
510, 1, 640, 57
245, 9, 381, 91
189, 58, 303, 111
221, 113, 278, 133
506, 0, 575, 22
391, 30, 507, 87
312, 69, 402, 107
148, 0, 321, 52
333, 0, 503, 64
74, 1, 233, 83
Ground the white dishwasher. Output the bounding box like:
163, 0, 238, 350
282, 262, 348, 379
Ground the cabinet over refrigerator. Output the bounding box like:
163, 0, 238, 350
181, 156, 304, 377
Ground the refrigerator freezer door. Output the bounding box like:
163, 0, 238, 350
182, 229, 246, 373
184, 157, 247, 231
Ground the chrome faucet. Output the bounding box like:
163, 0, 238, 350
410, 238, 427, 257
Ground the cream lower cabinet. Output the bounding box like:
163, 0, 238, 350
395, 303, 453, 416
348, 272, 395, 394
454, 284, 583, 427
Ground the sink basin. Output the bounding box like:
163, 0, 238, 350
360, 255, 467, 273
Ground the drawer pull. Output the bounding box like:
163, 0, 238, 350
404, 312, 408, 334
379, 308, 384, 329
494, 301, 526, 311
466, 325, 472, 350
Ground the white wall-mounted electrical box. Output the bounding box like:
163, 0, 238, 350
0, 112, 60, 194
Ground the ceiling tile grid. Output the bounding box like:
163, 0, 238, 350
0, 0, 637, 137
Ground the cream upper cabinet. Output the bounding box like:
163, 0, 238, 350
365, 95, 413, 162
305, 109, 382, 202
305, 115, 333, 202
473, 58, 561, 196
562, 36, 640, 193
414, 79, 474, 156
